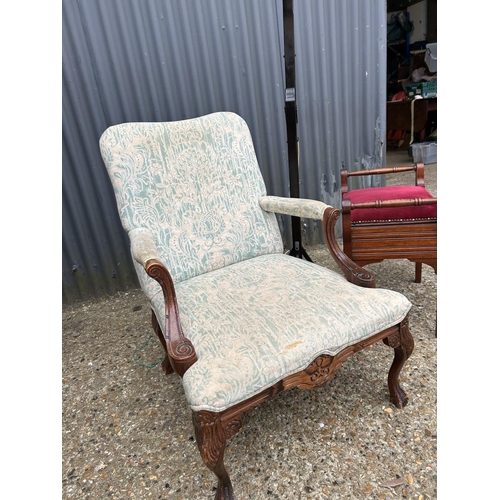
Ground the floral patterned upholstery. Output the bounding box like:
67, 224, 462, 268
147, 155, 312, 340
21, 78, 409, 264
148, 253, 410, 412
99, 112, 284, 290
99, 112, 412, 413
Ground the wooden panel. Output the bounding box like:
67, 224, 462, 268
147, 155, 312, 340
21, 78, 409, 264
350, 221, 437, 263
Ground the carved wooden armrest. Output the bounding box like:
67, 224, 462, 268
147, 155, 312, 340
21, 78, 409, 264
322, 207, 375, 288
129, 228, 197, 376
259, 197, 375, 288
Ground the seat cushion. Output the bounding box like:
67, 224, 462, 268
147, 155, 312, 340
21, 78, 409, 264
150, 254, 411, 412
345, 185, 436, 222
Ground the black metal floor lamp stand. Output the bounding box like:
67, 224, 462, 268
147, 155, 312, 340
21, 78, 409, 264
283, 0, 311, 261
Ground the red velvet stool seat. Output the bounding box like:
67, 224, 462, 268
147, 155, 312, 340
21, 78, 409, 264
340, 163, 437, 283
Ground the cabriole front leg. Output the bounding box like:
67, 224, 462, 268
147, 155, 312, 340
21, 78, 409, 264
383, 315, 414, 408
192, 411, 242, 500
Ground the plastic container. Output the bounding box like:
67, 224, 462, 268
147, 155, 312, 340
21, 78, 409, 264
405, 80, 437, 98
425, 43, 437, 73
410, 142, 437, 164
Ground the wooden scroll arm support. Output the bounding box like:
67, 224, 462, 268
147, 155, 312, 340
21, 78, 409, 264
129, 228, 197, 377
259, 197, 375, 288
322, 207, 376, 288
145, 259, 197, 376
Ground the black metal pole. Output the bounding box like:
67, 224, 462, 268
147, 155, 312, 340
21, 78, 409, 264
283, 0, 311, 261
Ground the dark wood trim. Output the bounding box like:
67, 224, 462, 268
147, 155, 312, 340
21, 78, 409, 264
323, 206, 376, 288
346, 165, 417, 178
343, 162, 426, 188
348, 197, 436, 211
348, 220, 437, 275
145, 259, 197, 376
151, 310, 174, 375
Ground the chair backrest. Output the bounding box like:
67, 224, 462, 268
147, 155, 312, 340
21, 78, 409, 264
99, 112, 284, 284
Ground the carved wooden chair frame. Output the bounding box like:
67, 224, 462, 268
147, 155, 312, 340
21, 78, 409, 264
100, 113, 416, 499
146, 207, 413, 499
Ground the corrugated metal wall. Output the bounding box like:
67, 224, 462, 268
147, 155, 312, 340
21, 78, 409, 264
62, 0, 387, 304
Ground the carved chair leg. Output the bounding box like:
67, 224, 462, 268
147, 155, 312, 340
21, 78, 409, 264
415, 262, 422, 283
192, 411, 242, 500
383, 316, 414, 409
151, 310, 174, 375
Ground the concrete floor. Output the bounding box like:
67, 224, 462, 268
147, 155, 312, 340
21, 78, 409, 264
62, 151, 437, 499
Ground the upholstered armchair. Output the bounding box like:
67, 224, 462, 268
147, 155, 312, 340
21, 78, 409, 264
99, 112, 414, 500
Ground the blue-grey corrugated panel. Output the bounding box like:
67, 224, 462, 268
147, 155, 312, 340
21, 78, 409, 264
62, 0, 387, 303
293, 0, 387, 244
76, 0, 290, 190
63, 0, 141, 303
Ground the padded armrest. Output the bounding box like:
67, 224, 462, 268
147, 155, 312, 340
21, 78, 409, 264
129, 228, 160, 267
259, 196, 330, 220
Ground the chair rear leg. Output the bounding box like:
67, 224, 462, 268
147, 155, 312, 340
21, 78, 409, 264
415, 262, 422, 283
192, 411, 242, 500
383, 316, 414, 408
151, 310, 174, 375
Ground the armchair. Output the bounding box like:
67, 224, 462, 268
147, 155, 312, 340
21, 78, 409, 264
99, 112, 414, 500
341, 164, 437, 283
